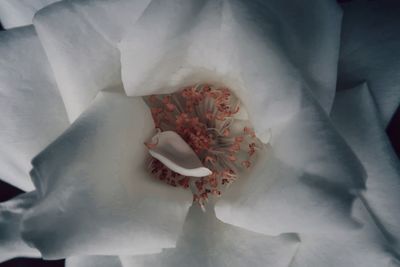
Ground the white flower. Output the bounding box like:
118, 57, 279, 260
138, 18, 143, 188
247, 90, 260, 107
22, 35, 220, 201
0, 0, 400, 267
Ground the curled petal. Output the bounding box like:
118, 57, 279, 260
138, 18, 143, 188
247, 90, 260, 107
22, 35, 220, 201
21, 92, 192, 259
147, 131, 212, 177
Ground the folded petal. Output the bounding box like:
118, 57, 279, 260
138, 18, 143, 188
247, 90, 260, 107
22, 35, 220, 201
66, 256, 122, 267
120, 0, 343, 140
0, 26, 68, 191
0, 0, 59, 29
0, 192, 40, 262
33, 1, 122, 121
120, 204, 299, 267
338, 0, 400, 126
331, 83, 400, 252
215, 94, 365, 235
21, 91, 192, 259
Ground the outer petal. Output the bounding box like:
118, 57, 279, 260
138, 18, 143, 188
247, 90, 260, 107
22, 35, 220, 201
120, 204, 299, 267
69, 0, 151, 44
32, 0, 151, 121
0, 0, 59, 29
0, 192, 40, 262
0, 26, 68, 191
331, 83, 400, 252
290, 233, 395, 267
120, 0, 343, 140
66, 256, 122, 267
215, 94, 365, 235
21, 91, 192, 259
33, 1, 121, 121
290, 198, 397, 267
338, 0, 400, 126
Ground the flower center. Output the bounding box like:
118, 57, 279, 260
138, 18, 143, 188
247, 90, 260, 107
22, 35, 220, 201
144, 84, 262, 206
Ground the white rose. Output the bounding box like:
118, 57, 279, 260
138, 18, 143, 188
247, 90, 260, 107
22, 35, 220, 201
0, 0, 399, 267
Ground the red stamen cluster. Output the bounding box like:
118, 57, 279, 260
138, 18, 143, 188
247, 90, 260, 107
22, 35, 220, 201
144, 84, 262, 206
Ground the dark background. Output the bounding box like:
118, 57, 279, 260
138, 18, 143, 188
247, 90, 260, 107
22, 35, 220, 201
0, 0, 399, 266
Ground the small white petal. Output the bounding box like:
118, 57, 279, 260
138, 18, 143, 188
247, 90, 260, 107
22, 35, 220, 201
0, 192, 40, 262
66, 256, 122, 267
338, 0, 400, 126
0, 26, 68, 191
331, 83, 400, 252
21, 92, 192, 259
148, 131, 211, 177
0, 0, 59, 29
120, 204, 299, 267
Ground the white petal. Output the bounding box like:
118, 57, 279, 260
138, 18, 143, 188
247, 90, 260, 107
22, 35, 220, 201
0, 0, 59, 29
33, 1, 122, 121
338, 0, 400, 126
69, 0, 151, 44
331, 83, 400, 252
290, 233, 395, 267
148, 131, 211, 177
215, 95, 365, 235
21, 92, 192, 259
66, 256, 122, 267
120, 204, 299, 267
120, 0, 342, 140
290, 198, 397, 267
0, 192, 40, 262
0, 26, 68, 191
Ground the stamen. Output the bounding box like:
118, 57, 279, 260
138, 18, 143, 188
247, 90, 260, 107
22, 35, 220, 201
143, 84, 263, 207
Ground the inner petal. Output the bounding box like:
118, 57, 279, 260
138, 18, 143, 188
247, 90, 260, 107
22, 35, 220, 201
144, 84, 263, 206
146, 130, 212, 177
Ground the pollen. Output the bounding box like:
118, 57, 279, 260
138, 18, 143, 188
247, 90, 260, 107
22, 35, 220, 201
144, 84, 263, 207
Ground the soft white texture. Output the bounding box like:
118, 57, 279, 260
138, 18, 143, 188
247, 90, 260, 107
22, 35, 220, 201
119, 204, 299, 267
0, 26, 68, 191
331, 83, 400, 253
0, 192, 39, 262
31, 0, 153, 122
0, 0, 398, 266
338, 0, 400, 126
119, 0, 343, 142
0, 0, 59, 29
215, 92, 365, 235
20, 92, 192, 259
33, 1, 122, 121
66, 256, 122, 267
69, 0, 151, 44
288, 195, 396, 267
